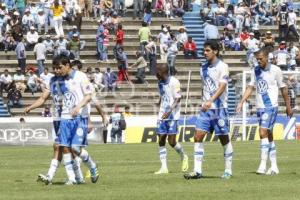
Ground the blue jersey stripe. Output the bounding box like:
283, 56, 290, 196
254, 67, 273, 107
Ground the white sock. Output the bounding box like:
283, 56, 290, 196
223, 142, 233, 175
159, 146, 167, 170
73, 157, 84, 181
173, 143, 185, 160
259, 138, 269, 170
269, 141, 278, 169
194, 143, 204, 174
63, 153, 76, 182
47, 159, 60, 181
80, 149, 97, 170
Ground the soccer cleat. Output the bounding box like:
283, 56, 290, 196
266, 167, 279, 175
90, 166, 99, 183
256, 167, 266, 175
64, 180, 77, 185
181, 155, 189, 172
183, 171, 203, 180
154, 168, 169, 175
221, 172, 232, 179
37, 174, 52, 185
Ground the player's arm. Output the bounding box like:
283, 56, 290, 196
162, 97, 181, 119
162, 79, 181, 119
71, 94, 92, 117
276, 69, 293, 117
236, 86, 254, 113
24, 89, 50, 114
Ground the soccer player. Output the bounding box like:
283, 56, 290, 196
57, 56, 99, 184
154, 64, 188, 174
24, 59, 85, 185
184, 40, 233, 180
236, 47, 293, 175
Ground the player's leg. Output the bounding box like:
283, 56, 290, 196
184, 111, 211, 179
216, 108, 233, 179
155, 134, 169, 174
71, 151, 85, 184
167, 120, 188, 172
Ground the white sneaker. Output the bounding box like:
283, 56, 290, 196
266, 167, 279, 175
64, 180, 77, 185
256, 167, 266, 175
181, 155, 189, 172
154, 168, 169, 175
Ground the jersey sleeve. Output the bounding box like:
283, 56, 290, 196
172, 78, 181, 99
80, 73, 93, 95
219, 63, 229, 84
248, 70, 255, 87
275, 67, 286, 88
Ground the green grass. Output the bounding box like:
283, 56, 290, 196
1, 141, 300, 200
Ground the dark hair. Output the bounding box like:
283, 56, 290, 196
125, 106, 130, 110
254, 47, 269, 57
142, 22, 148, 27
118, 24, 122, 30
70, 59, 83, 70
204, 40, 220, 56
52, 55, 71, 67
38, 37, 43, 43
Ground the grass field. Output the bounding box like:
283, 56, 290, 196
1, 141, 300, 200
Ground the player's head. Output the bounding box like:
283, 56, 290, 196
203, 40, 220, 62
254, 47, 269, 68
52, 56, 71, 76
156, 64, 169, 80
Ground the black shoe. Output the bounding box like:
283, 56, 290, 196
184, 172, 203, 180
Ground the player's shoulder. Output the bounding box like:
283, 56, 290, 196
270, 64, 281, 72
74, 70, 89, 80
170, 76, 180, 85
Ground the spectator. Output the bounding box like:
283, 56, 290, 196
114, 24, 124, 59
51, 0, 64, 37
287, 41, 299, 71
157, 27, 170, 62
15, 0, 25, 17
41, 106, 52, 117
3, 31, 16, 52
145, 36, 157, 75
203, 19, 220, 41
285, 7, 299, 41
215, 3, 228, 26
93, 67, 105, 91
0, 69, 12, 96
123, 105, 132, 117
166, 35, 178, 75
143, 0, 152, 25
96, 19, 105, 62
54, 35, 70, 57
129, 51, 148, 84
26, 26, 39, 50
277, 3, 288, 42
68, 33, 80, 60
176, 27, 188, 50
22, 9, 34, 33
263, 31, 275, 50
93, 0, 103, 19
34, 37, 47, 75
133, 0, 143, 20
27, 70, 39, 95
7, 81, 22, 108
39, 67, 54, 90
43, 35, 55, 54
36, 9, 46, 34
13, 68, 26, 93
165, 0, 172, 18
234, 2, 246, 34
243, 32, 260, 63
273, 41, 290, 71
138, 21, 151, 59
287, 75, 297, 110
71, 59, 83, 71
104, 67, 117, 92
15, 37, 26, 74
109, 105, 125, 144
116, 46, 130, 82
183, 36, 197, 59
102, 24, 110, 62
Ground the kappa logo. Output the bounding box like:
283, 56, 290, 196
257, 79, 269, 94
0, 129, 49, 142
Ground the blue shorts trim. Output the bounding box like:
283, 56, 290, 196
156, 120, 178, 135
53, 120, 61, 144
257, 107, 278, 130
195, 108, 229, 135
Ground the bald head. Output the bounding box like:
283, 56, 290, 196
156, 64, 169, 80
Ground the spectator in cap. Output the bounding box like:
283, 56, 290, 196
15, 37, 26, 74
26, 26, 39, 50
27, 69, 39, 95
34, 37, 47, 75
157, 26, 170, 62
43, 35, 55, 54
54, 35, 70, 57
68, 33, 80, 60
263, 31, 275, 50
274, 41, 290, 71
0, 69, 13, 96
68, 25, 86, 50
176, 27, 188, 51
243, 32, 260, 63
183, 36, 198, 59
36, 8, 47, 34
22, 9, 34, 32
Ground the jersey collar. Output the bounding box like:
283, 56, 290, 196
66, 70, 76, 80
208, 58, 220, 68
260, 63, 271, 71
159, 76, 170, 85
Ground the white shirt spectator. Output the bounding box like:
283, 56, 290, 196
176, 32, 188, 44
245, 38, 259, 50
22, 14, 34, 25
26, 31, 39, 44
13, 74, 25, 82
34, 42, 47, 60
55, 39, 68, 50
37, 13, 46, 25
27, 73, 38, 84
0, 74, 12, 84
289, 46, 299, 66
94, 72, 104, 87
288, 11, 297, 26
157, 32, 170, 45
43, 39, 54, 52
275, 49, 290, 65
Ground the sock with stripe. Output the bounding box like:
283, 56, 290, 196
269, 141, 278, 169
80, 149, 97, 170
47, 159, 60, 181
259, 138, 269, 171
173, 143, 185, 160
63, 153, 76, 182
194, 142, 204, 174
73, 156, 84, 182
223, 142, 233, 175
159, 146, 167, 170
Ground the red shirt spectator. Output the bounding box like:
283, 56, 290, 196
115, 24, 124, 45
240, 31, 249, 42
184, 40, 197, 51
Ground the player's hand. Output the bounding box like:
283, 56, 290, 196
201, 100, 212, 112
71, 106, 80, 117
24, 106, 31, 114
286, 106, 294, 118
162, 111, 171, 119
236, 102, 243, 113
103, 116, 109, 127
